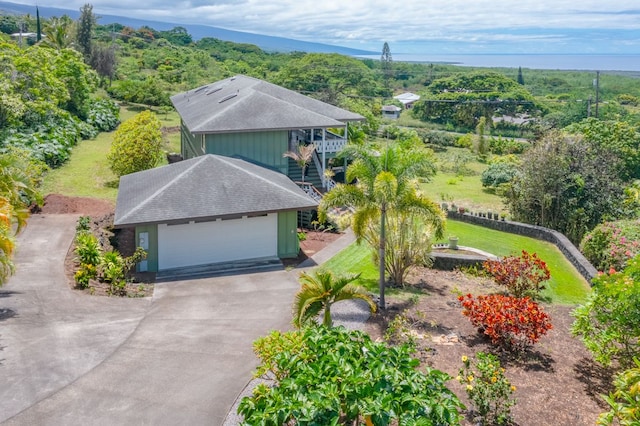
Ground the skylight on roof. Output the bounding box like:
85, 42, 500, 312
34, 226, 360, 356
194, 85, 208, 93
205, 87, 223, 95
218, 92, 238, 103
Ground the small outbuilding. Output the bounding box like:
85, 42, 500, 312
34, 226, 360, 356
114, 154, 318, 273
382, 105, 402, 119
393, 92, 421, 109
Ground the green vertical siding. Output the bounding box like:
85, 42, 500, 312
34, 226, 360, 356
180, 121, 204, 159
135, 225, 158, 272
204, 131, 289, 173
278, 211, 300, 258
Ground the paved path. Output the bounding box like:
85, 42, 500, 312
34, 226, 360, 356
0, 215, 300, 425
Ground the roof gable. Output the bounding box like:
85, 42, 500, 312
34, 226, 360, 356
171, 75, 364, 134
114, 155, 318, 227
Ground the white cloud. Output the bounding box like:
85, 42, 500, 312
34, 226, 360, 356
15, 0, 640, 52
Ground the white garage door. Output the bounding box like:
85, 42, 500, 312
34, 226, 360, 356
157, 214, 278, 270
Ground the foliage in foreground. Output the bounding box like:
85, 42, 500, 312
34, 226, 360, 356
107, 110, 163, 177
239, 326, 464, 425
483, 250, 551, 298
458, 353, 516, 426
460, 294, 553, 353
598, 358, 640, 426
572, 255, 640, 369
292, 270, 376, 328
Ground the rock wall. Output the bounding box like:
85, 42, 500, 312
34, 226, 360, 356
446, 211, 597, 282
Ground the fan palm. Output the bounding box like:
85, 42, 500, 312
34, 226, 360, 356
283, 143, 316, 183
293, 270, 376, 328
319, 142, 444, 309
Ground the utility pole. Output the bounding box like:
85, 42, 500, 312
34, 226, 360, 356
594, 71, 600, 119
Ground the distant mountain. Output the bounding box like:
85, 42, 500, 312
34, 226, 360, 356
0, 1, 376, 56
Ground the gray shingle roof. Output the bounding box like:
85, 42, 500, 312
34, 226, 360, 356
170, 75, 364, 134
114, 154, 318, 227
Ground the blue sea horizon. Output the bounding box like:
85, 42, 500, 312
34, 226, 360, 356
357, 53, 640, 72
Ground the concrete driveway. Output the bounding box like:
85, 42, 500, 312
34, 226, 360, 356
0, 214, 300, 425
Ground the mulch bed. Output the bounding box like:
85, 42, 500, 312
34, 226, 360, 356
365, 268, 612, 426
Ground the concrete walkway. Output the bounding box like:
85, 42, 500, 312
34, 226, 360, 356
0, 215, 361, 425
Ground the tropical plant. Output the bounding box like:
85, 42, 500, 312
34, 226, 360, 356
598, 358, 640, 425
107, 110, 163, 177
572, 255, 640, 368
319, 142, 444, 309
0, 197, 16, 286
483, 250, 551, 298
239, 326, 464, 425
460, 293, 553, 353
365, 211, 434, 286
292, 270, 375, 328
282, 143, 316, 183
459, 352, 516, 425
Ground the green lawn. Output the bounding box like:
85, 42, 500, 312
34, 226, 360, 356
322, 220, 591, 305
422, 148, 505, 214
39, 130, 119, 201
40, 106, 181, 202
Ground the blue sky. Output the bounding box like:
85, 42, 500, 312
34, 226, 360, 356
11, 0, 640, 54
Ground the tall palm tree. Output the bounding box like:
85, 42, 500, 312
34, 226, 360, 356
293, 270, 376, 328
319, 142, 444, 309
283, 143, 316, 183
41, 16, 75, 50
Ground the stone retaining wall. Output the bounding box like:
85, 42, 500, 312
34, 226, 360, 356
432, 252, 487, 271
447, 211, 597, 282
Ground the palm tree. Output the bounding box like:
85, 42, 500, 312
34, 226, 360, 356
293, 270, 376, 328
41, 16, 75, 50
283, 143, 316, 183
319, 142, 444, 309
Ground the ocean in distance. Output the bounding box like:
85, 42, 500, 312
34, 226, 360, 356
358, 54, 640, 73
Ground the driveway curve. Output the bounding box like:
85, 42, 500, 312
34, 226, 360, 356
0, 214, 299, 425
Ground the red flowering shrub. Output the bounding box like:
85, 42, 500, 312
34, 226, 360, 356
483, 251, 551, 298
459, 294, 553, 352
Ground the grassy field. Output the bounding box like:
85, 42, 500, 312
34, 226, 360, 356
40, 106, 181, 202
422, 148, 505, 214
321, 220, 591, 305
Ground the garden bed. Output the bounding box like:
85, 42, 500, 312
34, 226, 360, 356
365, 267, 611, 425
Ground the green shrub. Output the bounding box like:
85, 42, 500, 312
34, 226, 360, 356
76, 216, 91, 233
488, 136, 529, 155
459, 352, 516, 425
598, 358, 640, 425
87, 98, 120, 131
239, 326, 464, 425
580, 219, 640, 272
74, 232, 101, 266
572, 255, 640, 368
74, 263, 96, 289
455, 133, 473, 148
107, 110, 163, 177
481, 161, 518, 190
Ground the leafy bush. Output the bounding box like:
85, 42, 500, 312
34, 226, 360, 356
483, 250, 551, 298
481, 161, 519, 190
580, 219, 640, 272
420, 129, 457, 147
598, 358, 640, 425
1, 111, 87, 168
458, 353, 516, 425
74, 232, 101, 266
74, 263, 96, 289
239, 326, 464, 425
107, 110, 163, 177
455, 133, 473, 148
87, 98, 120, 131
76, 216, 91, 233
488, 136, 529, 155
460, 294, 553, 352
571, 255, 640, 368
